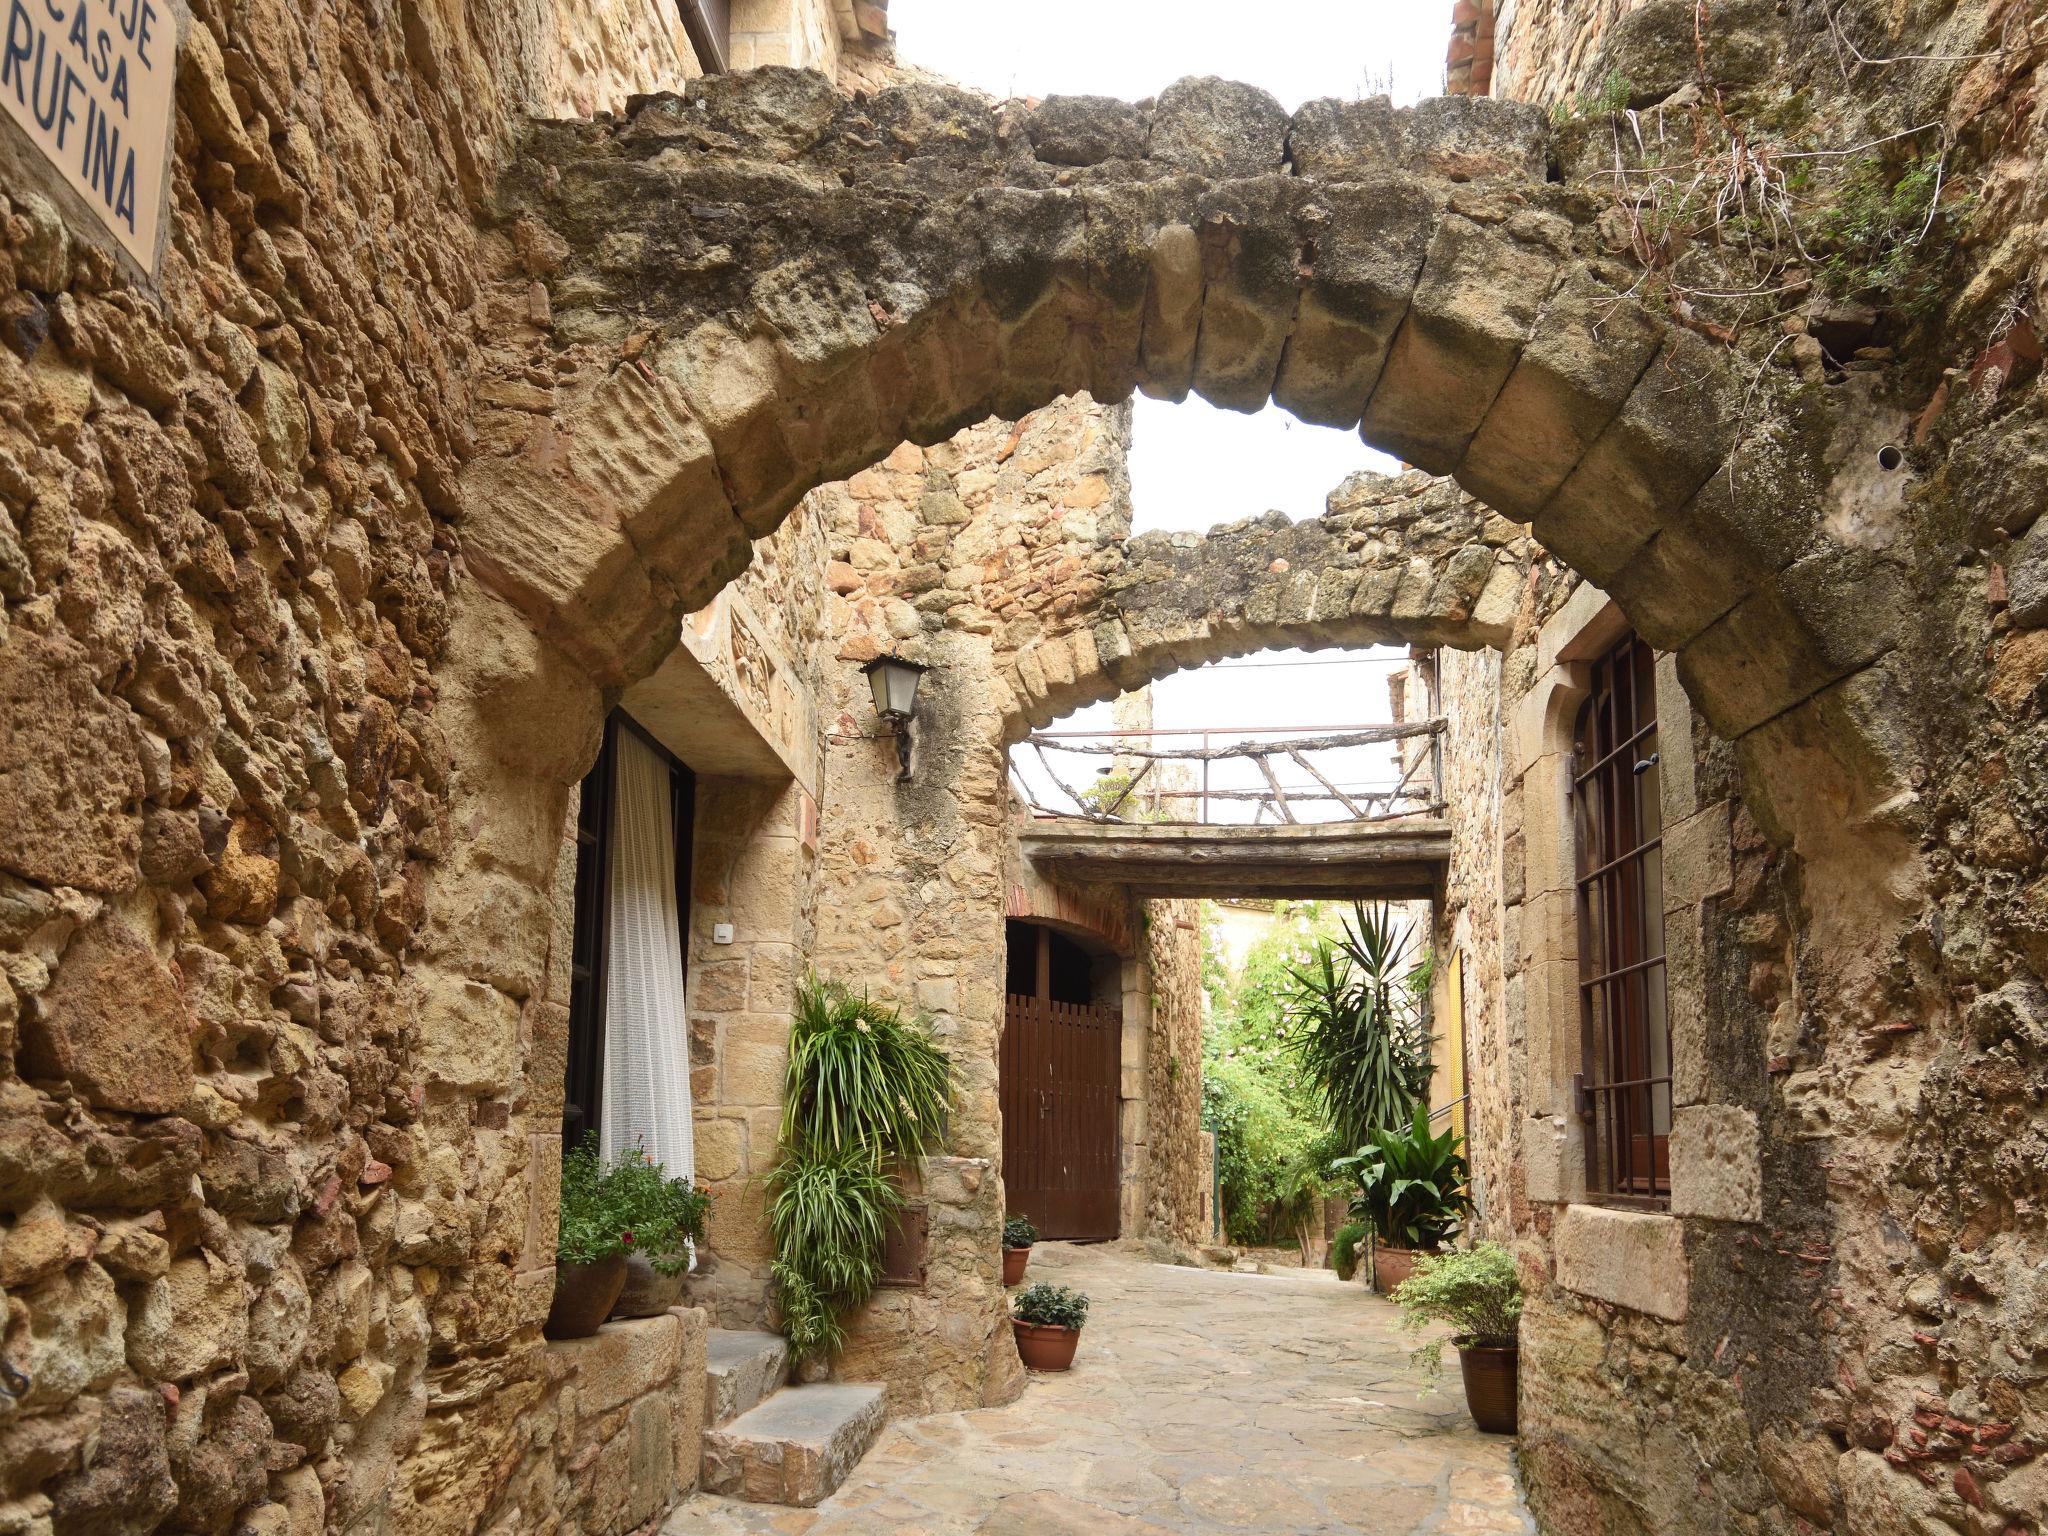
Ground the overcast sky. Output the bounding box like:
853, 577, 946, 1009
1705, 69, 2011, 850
889, 2, 1455, 806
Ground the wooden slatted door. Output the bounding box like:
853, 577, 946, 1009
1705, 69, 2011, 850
1000, 992, 1121, 1240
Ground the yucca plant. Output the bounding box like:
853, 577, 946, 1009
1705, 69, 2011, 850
1285, 903, 1434, 1150
781, 978, 951, 1161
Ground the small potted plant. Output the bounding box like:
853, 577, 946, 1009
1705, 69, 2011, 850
1331, 1104, 1470, 1293
547, 1136, 711, 1339
1002, 1215, 1038, 1286
1330, 1220, 1367, 1283
606, 1145, 712, 1320
1011, 1282, 1089, 1371
1391, 1241, 1524, 1434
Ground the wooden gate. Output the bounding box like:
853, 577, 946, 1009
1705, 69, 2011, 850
1000, 993, 1122, 1240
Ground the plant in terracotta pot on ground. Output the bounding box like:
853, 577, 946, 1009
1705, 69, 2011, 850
1002, 1214, 1038, 1285
1391, 1241, 1524, 1434
1331, 1104, 1470, 1293
1011, 1281, 1090, 1372
549, 1136, 711, 1339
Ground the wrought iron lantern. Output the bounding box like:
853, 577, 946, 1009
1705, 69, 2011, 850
860, 654, 930, 781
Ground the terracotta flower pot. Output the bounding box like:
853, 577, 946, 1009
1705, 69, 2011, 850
1012, 1319, 1081, 1371
1457, 1342, 1519, 1434
610, 1250, 684, 1320
1371, 1244, 1433, 1293
545, 1253, 628, 1340
1002, 1245, 1031, 1286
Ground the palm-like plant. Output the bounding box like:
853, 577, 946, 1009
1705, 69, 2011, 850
781, 979, 951, 1160
1284, 903, 1433, 1150
1331, 1103, 1471, 1251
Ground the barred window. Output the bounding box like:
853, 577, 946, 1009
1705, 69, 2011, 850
1572, 632, 1671, 1204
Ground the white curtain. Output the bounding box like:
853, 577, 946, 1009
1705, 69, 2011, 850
599, 730, 695, 1186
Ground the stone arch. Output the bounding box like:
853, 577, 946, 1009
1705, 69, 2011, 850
457, 67, 1906, 863
990, 473, 1537, 738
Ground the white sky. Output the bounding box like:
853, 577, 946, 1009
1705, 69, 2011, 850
888, 1, 1456, 812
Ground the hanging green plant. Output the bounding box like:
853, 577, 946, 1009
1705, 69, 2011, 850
767, 1139, 904, 1357
769, 976, 951, 1360
780, 978, 951, 1157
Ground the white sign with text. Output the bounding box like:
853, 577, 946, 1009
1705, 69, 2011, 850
1, 0, 178, 277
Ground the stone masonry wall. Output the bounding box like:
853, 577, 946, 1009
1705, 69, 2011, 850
0, 6, 870, 1534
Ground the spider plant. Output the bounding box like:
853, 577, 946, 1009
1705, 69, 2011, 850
767, 1139, 903, 1357
768, 976, 952, 1359
781, 978, 951, 1160
1284, 903, 1434, 1150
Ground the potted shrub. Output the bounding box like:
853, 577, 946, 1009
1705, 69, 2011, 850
1011, 1282, 1089, 1371
547, 1137, 711, 1338
1330, 1219, 1367, 1283
549, 1136, 631, 1338
1331, 1104, 1470, 1293
1391, 1241, 1524, 1434
606, 1146, 712, 1320
1002, 1215, 1038, 1285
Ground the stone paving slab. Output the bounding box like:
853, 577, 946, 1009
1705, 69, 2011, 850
663, 1242, 1534, 1533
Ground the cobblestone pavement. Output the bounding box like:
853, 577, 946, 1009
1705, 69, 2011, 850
663, 1242, 1535, 1534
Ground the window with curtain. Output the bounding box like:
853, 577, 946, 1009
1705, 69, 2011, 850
1572, 631, 1670, 1205
563, 714, 697, 1187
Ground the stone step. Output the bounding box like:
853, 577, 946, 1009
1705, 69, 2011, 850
704, 1328, 792, 1429
700, 1383, 887, 1508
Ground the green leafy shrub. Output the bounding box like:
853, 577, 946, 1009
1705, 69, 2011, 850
1286, 903, 1434, 1151
770, 976, 950, 1359
782, 979, 951, 1156
1011, 1282, 1089, 1331
1330, 1220, 1367, 1283
1201, 902, 1343, 1244
1002, 1215, 1038, 1250
1814, 154, 1963, 322
556, 1136, 710, 1275
1331, 1104, 1470, 1251
1391, 1242, 1523, 1375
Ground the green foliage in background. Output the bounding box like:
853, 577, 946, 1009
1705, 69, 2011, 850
1201, 902, 1345, 1247
556, 1135, 710, 1274
770, 977, 950, 1360
1002, 1215, 1038, 1250
1011, 1282, 1090, 1331
1392, 1241, 1524, 1376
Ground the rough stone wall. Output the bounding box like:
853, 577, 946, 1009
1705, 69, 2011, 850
0, 4, 717, 1535
1436, 644, 1514, 1231
1139, 899, 1207, 1246
804, 396, 1142, 1413
1479, 0, 1647, 106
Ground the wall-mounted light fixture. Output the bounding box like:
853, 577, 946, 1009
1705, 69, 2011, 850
860, 654, 930, 781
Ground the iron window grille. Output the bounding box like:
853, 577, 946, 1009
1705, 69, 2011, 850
1570, 633, 1672, 1206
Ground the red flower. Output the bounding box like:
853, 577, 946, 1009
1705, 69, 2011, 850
621, 1231, 635, 1247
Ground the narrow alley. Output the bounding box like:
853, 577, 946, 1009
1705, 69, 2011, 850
663, 1244, 1533, 1534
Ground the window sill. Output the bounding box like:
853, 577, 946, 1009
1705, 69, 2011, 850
1553, 1203, 1687, 1322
